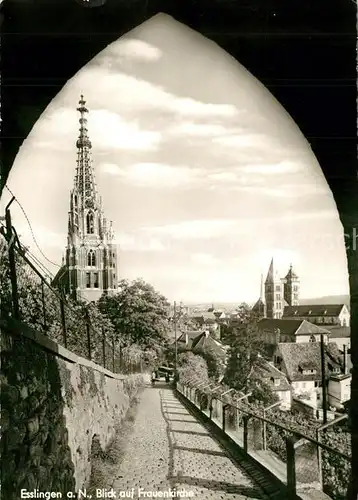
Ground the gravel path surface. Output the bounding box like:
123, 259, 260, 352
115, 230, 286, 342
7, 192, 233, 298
112, 381, 267, 500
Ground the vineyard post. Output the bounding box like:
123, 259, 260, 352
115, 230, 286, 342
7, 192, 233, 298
320, 334, 328, 424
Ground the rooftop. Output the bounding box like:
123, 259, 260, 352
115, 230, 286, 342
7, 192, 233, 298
275, 342, 343, 382
258, 318, 331, 336
283, 304, 346, 317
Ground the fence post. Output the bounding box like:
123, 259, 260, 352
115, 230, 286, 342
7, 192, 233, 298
262, 420, 267, 451
102, 328, 106, 368
59, 291, 68, 348
286, 437, 297, 499
41, 281, 47, 332
85, 308, 91, 360
243, 415, 249, 452
112, 337, 115, 372
5, 204, 20, 319
222, 404, 228, 432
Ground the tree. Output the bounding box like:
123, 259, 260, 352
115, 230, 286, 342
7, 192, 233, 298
98, 278, 170, 351
197, 345, 226, 382
177, 351, 209, 384
223, 302, 276, 404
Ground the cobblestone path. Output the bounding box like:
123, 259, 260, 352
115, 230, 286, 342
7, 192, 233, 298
112, 382, 268, 500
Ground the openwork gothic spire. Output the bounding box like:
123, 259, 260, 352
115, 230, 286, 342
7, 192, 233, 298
74, 95, 98, 209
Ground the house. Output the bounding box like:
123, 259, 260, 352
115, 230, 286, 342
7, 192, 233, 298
273, 342, 344, 406
328, 373, 351, 410
253, 358, 292, 410
283, 304, 350, 327
324, 325, 351, 351
257, 318, 330, 345
175, 330, 227, 359
189, 312, 220, 335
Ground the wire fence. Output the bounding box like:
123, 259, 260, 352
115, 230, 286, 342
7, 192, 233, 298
177, 379, 351, 500
0, 229, 142, 375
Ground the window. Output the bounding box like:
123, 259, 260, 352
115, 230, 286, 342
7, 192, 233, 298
343, 319, 347, 327
294, 293, 298, 300
276, 294, 280, 300
86, 212, 95, 234
93, 273, 99, 288
276, 286, 280, 291
302, 382, 306, 389
274, 378, 280, 387
86, 272, 91, 288
293, 286, 298, 292
309, 335, 316, 343
87, 250, 96, 267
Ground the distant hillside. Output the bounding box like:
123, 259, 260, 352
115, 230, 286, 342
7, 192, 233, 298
301, 295, 350, 307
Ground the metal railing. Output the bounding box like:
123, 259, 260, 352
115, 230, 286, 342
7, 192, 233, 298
177, 379, 351, 500
0, 225, 142, 375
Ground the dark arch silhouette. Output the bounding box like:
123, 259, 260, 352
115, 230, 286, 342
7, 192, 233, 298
2, 1, 357, 497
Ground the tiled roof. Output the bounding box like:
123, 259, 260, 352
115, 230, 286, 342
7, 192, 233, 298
265, 258, 274, 284
276, 342, 343, 382
254, 358, 291, 392
323, 326, 350, 338
258, 318, 330, 336
252, 298, 265, 312
191, 333, 227, 358
283, 304, 346, 317
176, 330, 202, 350
258, 318, 303, 335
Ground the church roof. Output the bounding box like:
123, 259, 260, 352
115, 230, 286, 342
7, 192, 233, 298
258, 318, 331, 336
252, 298, 265, 311
265, 258, 274, 283
283, 304, 346, 318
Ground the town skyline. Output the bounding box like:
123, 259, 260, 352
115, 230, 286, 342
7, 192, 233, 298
0, 14, 350, 304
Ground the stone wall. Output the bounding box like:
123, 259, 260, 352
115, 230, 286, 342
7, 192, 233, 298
1, 321, 145, 499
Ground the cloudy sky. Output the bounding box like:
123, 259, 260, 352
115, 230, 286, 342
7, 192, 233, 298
1, 14, 349, 304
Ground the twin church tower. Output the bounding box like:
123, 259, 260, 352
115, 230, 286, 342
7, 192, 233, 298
53, 96, 118, 302
253, 259, 300, 319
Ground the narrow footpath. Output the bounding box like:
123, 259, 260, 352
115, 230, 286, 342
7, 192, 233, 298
112, 381, 268, 500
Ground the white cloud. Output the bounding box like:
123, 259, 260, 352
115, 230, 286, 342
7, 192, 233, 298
208, 172, 238, 182
191, 253, 219, 266
100, 163, 122, 175
103, 162, 203, 188
115, 232, 166, 252
115, 39, 162, 62
15, 225, 66, 252
171, 122, 229, 137
74, 68, 238, 120
236, 183, 327, 198
89, 110, 161, 150
239, 161, 302, 175
32, 107, 161, 152
214, 133, 267, 149
143, 219, 241, 240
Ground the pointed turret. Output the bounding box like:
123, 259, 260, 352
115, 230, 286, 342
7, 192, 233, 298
74, 95, 99, 209
264, 258, 284, 319
284, 263, 300, 307
252, 273, 266, 318
265, 258, 274, 283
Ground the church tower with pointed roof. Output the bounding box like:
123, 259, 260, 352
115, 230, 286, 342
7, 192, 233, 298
284, 264, 300, 307
264, 258, 285, 319
53, 96, 118, 302
252, 274, 266, 318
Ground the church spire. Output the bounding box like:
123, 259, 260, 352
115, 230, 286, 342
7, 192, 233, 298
260, 273, 264, 300
265, 258, 274, 283
74, 95, 98, 209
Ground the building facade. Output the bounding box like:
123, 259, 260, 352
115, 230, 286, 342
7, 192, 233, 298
264, 259, 300, 319
53, 96, 118, 302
